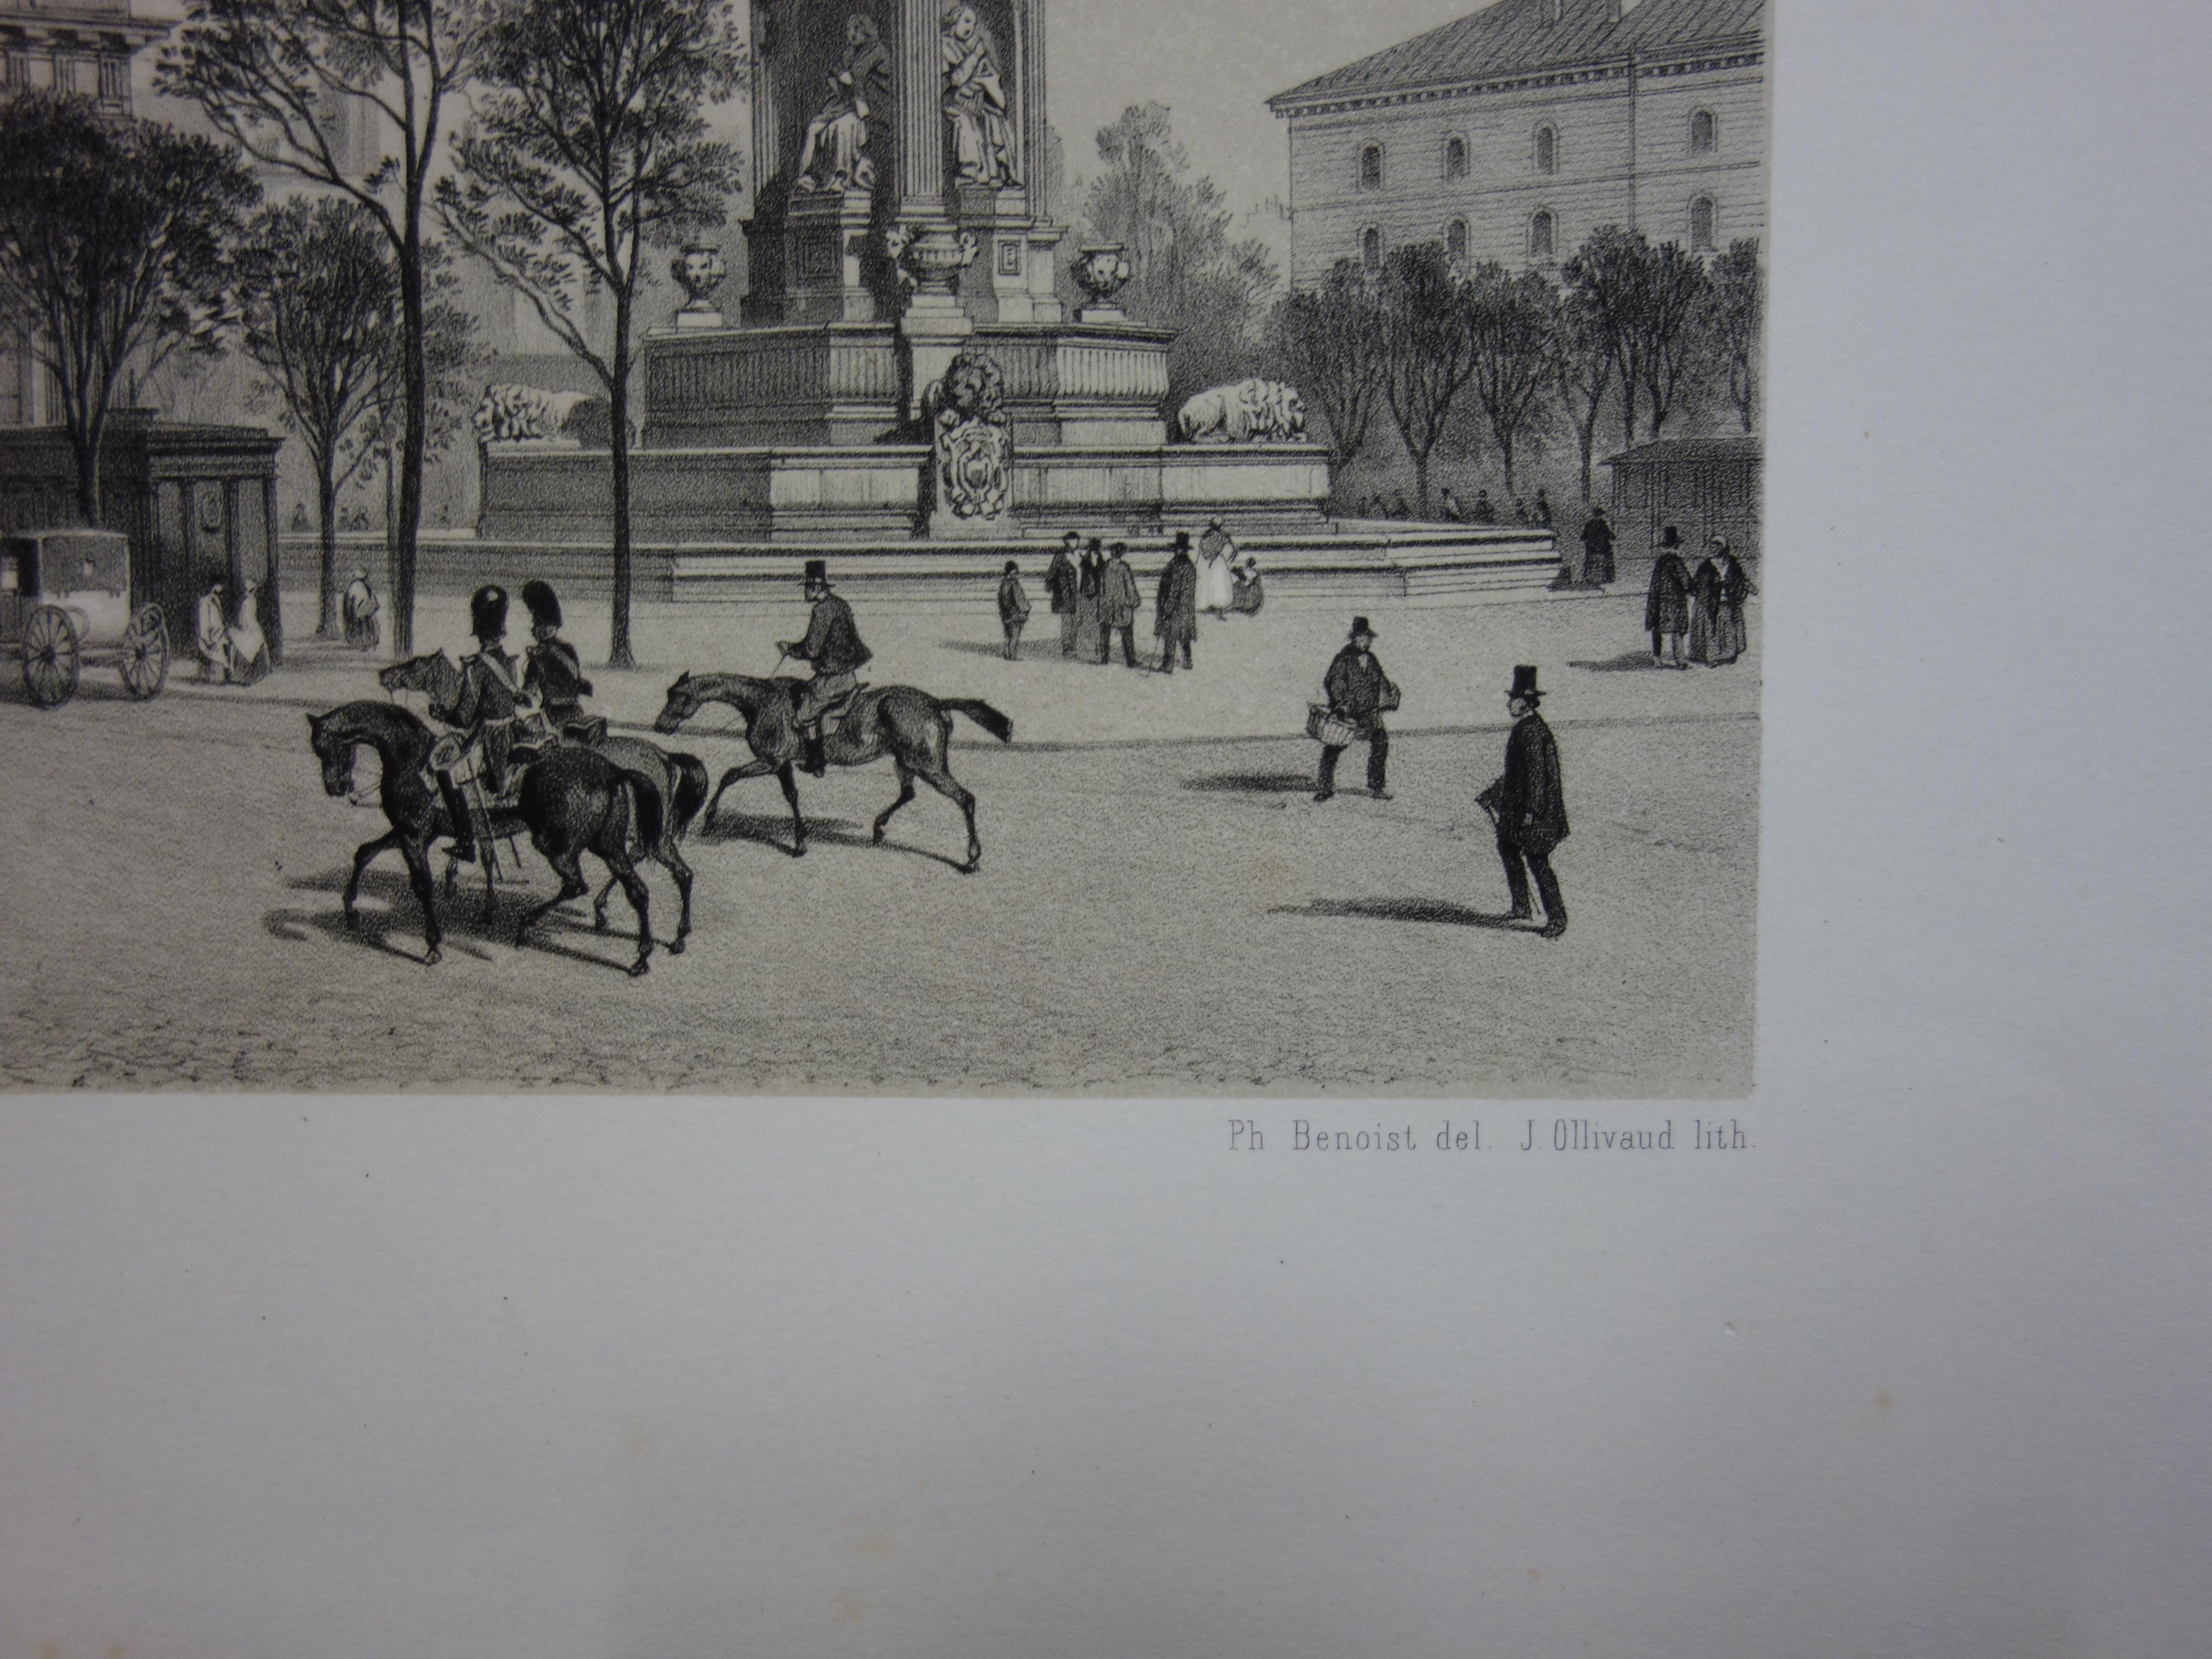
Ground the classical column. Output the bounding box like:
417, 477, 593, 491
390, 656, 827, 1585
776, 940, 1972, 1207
1018, 0, 1047, 221
893, 0, 945, 216
262, 473, 283, 663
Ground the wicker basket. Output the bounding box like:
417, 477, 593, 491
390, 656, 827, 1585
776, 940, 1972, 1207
1306, 703, 1359, 747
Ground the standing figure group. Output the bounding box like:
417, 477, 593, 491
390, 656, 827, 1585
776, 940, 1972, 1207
1023, 526, 1255, 673
195, 574, 272, 686
1646, 526, 1755, 668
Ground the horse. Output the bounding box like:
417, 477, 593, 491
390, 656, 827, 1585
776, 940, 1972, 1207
379, 649, 462, 718
307, 700, 509, 964
652, 671, 1013, 871
511, 745, 670, 976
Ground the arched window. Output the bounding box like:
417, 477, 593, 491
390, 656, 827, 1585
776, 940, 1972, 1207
1448, 219, 1469, 262
1444, 136, 1469, 179
1534, 125, 1557, 175
1361, 227, 1382, 273
1530, 210, 1556, 261
1689, 196, 1716, 251
1358, 144, 1384, 191
1690, 110, 1718, 154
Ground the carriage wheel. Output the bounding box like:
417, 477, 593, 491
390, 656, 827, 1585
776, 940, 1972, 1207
119, 605, 169, 699
21, 606, 80, 709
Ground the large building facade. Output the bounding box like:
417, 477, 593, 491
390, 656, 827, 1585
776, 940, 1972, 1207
1268, 0, 1765, 290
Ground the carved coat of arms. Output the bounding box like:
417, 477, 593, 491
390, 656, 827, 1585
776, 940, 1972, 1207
930, 349, 1012, 521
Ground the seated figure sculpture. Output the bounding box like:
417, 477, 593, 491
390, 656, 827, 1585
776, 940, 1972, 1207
796, 13, 892, 194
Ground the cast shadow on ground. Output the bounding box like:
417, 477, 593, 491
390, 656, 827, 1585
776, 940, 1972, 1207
1570, 650, 1673, 673
264, 864, 679, 973
1183, 770, 1317, 795
937, 636, 1070, 663
697, 808, 970, 872
1270, 896, 1538, 931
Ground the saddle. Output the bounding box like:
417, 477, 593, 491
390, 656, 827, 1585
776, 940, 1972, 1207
785, 678, 869, 729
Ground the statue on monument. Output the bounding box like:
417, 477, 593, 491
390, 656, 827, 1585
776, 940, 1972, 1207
794, 12, 892, 195
941, 2, 1019, 188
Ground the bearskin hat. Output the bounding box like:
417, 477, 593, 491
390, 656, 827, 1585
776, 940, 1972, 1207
470, 584, 508, 640
521, 578, 562, 629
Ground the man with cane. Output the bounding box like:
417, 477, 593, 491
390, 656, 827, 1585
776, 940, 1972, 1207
1478, 665, 1569, 937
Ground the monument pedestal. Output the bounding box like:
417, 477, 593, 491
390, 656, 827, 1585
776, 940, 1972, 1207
783, 191, 880, 325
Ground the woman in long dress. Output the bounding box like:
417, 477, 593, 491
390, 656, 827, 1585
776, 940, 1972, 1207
1196, 519, 1236, 613
229, 577, 271, 685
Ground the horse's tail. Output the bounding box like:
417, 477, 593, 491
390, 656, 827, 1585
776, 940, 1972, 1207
668, 753, 711, 840
616, 766, 665, 852
940, 698, 1014, 744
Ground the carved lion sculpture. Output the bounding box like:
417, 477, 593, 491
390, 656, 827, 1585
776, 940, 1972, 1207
1176, 378, 1307, 444
473, 384, 605, 445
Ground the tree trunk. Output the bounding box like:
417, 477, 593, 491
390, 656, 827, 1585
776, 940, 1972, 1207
69, 425, 103, 526
317, 457, 340, 636
1411, 448, 1430, 519
1578, 405, 1599, 504
607, 292, 636, 670
1499, 431, 1517, 497
392, 214, 428, 659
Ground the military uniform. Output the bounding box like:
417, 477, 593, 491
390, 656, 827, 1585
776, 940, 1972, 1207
520, 579, 592, 725
439, 585, 522, 862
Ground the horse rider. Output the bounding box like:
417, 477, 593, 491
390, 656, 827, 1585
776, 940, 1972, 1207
779, 558, 872, 776
521, 578, 593, 729
438, 584, 525, 865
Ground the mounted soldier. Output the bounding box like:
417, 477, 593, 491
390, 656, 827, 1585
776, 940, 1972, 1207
438, 583, 526, 865
779, 559, 872, 777
520, 579, 593, 730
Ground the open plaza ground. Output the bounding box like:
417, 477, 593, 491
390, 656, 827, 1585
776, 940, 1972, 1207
0, 580, 1758, 1095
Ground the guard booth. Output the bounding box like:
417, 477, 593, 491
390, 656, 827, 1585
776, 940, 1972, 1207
1605, 436, 1762, 563
0, 412, 285, 659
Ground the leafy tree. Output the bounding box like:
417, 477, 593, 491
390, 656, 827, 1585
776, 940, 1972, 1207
437, 0, 744, 669
1563, 225, 1649, 450
161, 0, 491, 656
236, 199, 396, 635
1374, 242, 1478, 516
1547, 279, 1615, 504
0, 92, 258, 523
1635, 240, 1711, 440
1080, 102, 1278, 406
1706, 237, 1761, 433
1464, 261, 1556, 496
1270, 259, 1385, 462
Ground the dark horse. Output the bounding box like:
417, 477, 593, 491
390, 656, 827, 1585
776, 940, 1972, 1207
307, 700, 493, 964
308, 701, 677, 973
652, 672, 1013, 870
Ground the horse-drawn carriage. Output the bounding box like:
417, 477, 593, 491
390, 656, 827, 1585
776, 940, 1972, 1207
2, 528, 169, 709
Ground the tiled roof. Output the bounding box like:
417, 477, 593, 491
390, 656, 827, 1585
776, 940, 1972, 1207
1604, 436, 1762, 465
1270, 0, 1764, 110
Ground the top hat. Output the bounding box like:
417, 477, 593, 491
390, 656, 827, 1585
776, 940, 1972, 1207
1509, 664, 1543, 702
521, 578, 562, 630
802, 558, 829, 585
1086, 537, 1103, 553
1173, 531, 1192, 551
1659, 525, 1682, 548
1348, 616, 1375, 640
470, 584, 508, 639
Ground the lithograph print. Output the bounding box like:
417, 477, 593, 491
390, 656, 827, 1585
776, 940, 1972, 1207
0, 0, 1766, 1094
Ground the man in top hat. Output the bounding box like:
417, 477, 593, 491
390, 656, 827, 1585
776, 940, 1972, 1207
1098, 540, 1142, 668
439, 584, 524, 864
1046, 531, 1080, 657
1579, 506, 1616, 587
780, 559, 872, 775
1154, 532, 1197, 671
1478, 666, 1569, 936
1315, 617, 1399, 801
520, 579, 592, 726
1645, 526, 1693, 667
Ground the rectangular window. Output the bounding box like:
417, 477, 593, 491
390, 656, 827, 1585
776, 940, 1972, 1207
1358, 145, 1383, 191
98, 56, 129, 106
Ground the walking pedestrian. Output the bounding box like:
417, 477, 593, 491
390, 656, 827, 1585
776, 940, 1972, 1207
1155, 532, 1197, 671
1047, 531, 1080, 657
1477, 665, 1569, 936
1314, 617, 1398, 802
1075, 539, 1103, 662
1098, 541, 1141, 668
1645, 527, 1692, 668
1580, 506, 1615, 587
997, 558, 1031, 659
342, 566, 381, 651
1689, 537, 1755, 666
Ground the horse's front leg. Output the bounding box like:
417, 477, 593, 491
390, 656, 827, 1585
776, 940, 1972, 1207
345, 829, 403, 929
397, 835, 444, 965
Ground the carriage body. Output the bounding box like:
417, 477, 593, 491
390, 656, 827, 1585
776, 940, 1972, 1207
2, 528, 170, 708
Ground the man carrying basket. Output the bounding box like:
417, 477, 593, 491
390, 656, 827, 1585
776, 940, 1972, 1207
1311, 616, 1398, 802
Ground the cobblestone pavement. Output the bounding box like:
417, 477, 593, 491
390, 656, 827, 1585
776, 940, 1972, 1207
0, 591, 1757, 1095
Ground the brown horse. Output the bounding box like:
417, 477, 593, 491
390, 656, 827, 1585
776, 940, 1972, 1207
512, 745, 667, 976
652, 671, 1013, 871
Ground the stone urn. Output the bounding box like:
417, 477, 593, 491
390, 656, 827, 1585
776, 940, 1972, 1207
1072, 243, 1133, 322
670, 243, 727, 328
902, 226, 980, 301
